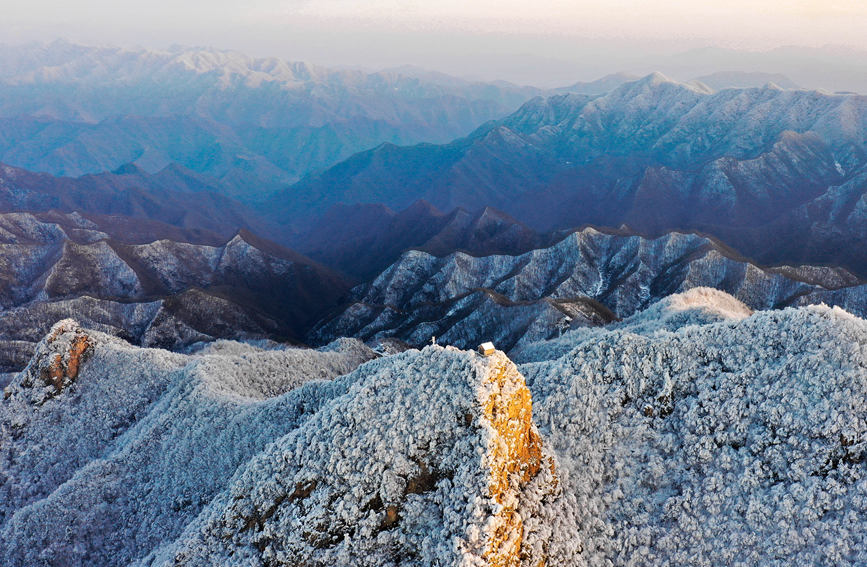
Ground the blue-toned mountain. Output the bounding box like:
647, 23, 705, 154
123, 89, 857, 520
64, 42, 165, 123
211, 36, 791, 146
0, 41, 541, 198
274, 74, 867, 274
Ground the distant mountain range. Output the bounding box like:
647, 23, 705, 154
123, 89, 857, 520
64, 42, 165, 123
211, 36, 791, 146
290, 200, 541, 280
272, 73, 867, 275
0, 40, 541, 198
0, 162, 265, 240
0, 43, 864, 371
0, 42, 820, 204
2, 41, 867, 565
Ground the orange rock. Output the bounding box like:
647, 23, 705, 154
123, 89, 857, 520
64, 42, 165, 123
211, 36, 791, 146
41, 331, 92, 393
478, 355, 548, 567
65, 335, 91, 381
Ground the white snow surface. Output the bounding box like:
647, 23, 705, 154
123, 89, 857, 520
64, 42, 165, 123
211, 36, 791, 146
0, 290, 865, 566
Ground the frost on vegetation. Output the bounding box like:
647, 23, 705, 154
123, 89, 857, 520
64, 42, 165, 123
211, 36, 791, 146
193, 337, 377, 400
0, 321, 378, 566
520, 294, 867, 566
1, 290, 866, 566
139, 347, 574, 567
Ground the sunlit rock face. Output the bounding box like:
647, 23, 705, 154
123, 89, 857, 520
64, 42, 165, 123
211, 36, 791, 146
2, 291, 866, 566
145, 346, 570, 567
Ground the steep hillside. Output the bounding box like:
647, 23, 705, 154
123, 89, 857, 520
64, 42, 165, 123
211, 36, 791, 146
0, 212, 350, 370
274, 75, 867, 274
311, 227, 866, 351
1, 293, 865, 565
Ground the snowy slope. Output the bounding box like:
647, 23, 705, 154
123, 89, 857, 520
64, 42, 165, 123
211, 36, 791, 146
0, 321, 375, 565
519, 289, 867, 565
0, 211, 350, 371
1, 291, 865, 566
311, 227, 867, 351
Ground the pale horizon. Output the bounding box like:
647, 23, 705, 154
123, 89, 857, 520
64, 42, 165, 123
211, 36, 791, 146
3, 1, 867, 88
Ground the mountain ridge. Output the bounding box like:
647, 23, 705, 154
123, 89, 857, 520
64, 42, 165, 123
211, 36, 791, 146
270, 74, 867, 275
311, 226, 867, 351
2, 292, 865, 565
0, 212, 352, 370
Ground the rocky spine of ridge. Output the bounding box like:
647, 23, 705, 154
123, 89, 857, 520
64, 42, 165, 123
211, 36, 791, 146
137, 344, 568, 566
2, 292, 866, 565
476, 351, 552, 566
310, 228, 867, 352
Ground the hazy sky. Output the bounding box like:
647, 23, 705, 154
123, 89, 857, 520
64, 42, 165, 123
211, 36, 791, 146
3, 0, 867, 86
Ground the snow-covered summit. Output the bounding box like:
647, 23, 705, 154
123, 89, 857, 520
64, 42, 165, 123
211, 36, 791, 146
2, 293, 866, 565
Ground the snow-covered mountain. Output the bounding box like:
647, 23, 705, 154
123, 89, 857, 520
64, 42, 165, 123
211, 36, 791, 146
1, 291, 865, 565
274, 74, 867, 274
0, 41, 540, 197
0, 212, 350, 370
311, 227, 866, 351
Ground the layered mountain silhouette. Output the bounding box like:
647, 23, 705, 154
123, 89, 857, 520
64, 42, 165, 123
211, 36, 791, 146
0, 41, 540, 198
273, 74, 867, 275
1, 40, 866, 567
291, 200, 542, 280
0, 162, 266, 240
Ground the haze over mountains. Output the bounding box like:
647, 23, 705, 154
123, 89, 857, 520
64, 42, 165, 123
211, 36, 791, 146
277, 73, 867, 276
0, 41, 864, 368
0, 41, 541, 198
0, 35, 866, 566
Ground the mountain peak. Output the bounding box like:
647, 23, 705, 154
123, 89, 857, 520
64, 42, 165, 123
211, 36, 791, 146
626, 71, 712, 94
639, 71, 672, 86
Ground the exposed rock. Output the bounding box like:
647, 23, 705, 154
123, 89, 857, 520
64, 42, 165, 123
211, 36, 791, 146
6, 319, 93, 405
476, 352, 551, 566
0, 324, 378, 564
1, 293, 866, 565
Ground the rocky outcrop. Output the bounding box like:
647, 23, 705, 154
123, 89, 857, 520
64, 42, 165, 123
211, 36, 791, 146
0, 323, 378, 564
142, 345, 568, 567
4, 319, 93, 405
2, 293, 867, 565
476, 352, 550, 566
